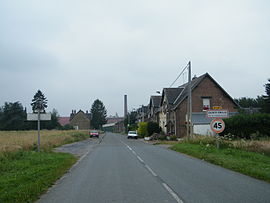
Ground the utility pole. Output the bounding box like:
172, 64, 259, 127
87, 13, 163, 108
124, 95, 128, 133
186, 61, 192, 139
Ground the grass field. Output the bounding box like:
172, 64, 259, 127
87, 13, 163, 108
0, 130, 89, 202
170, 136, 270, 183
0, 130, 88, 153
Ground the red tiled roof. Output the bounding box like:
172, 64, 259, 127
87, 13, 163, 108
106, 117, 124, 124
58, 117, 70, 126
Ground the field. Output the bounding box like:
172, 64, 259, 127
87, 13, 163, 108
0, 130, 88, 153
0, 130, 89, 202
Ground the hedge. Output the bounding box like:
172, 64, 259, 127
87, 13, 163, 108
222, 113, 270, 139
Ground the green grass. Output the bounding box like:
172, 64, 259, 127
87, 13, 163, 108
171, 143, 270, 183
0, 151, 77, 203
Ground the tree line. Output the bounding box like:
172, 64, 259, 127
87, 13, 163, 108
0, 90, 108, 131
234, 79, 270, 113
0, 101, 61, 131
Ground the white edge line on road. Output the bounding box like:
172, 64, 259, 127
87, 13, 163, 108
162, 183, 183, 203
145, 164, 157, 177
137, 155, 144, 163
132, 151, 137, 155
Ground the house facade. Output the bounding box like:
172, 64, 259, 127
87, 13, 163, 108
69, 110, 91, 130
148, 95, 162, 123
173, 73, 239, 137
159, 88, 183, 134
153, 73, 238, 137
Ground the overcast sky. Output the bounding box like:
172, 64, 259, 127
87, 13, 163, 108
1, 0, 269, 117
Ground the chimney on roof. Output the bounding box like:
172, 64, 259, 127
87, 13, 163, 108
192, 75, 197, 80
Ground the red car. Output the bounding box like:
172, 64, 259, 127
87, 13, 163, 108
89, 130, 99, 138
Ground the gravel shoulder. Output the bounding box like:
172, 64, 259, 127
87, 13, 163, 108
54, 134, 105, 157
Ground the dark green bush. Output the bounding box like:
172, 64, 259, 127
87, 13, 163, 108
147, 121, 161, 136
222, 113, 270, 139
158, 135, 167, 140
60, 124, 74, 130
169, 135, 177, 141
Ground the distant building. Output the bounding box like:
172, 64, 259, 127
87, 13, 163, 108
106, 115, 124, 124
58, 117, 70, 126
69, 110, 91, 130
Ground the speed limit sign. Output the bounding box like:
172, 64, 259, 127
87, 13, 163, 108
210, 118, 225, 134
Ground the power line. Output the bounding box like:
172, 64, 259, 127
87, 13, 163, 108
169, 62, 189, 87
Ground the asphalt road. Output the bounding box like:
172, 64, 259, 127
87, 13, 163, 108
38, 132, 270, 203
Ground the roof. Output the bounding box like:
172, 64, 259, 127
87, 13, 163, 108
106, 117, 124, 124
150, 95, 162, 108
58, 117, 70, 126
173, 74, 206, 107
70, 110, 90, 122
162, 88, 184, 105
173, 73, 239, 109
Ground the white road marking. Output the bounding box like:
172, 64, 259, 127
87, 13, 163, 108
162, 183, 183, 203
121, 137, 183, 203
137, 155, 144, 163
145, 164, 157, 177
127, 145, 132, 151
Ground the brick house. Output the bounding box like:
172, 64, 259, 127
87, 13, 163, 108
69, 110, 91, 130
159, 73, 239, 137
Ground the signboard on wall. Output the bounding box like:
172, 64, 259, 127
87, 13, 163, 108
207, 110, 228, 118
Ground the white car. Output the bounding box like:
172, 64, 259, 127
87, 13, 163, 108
127, 131, 138, 139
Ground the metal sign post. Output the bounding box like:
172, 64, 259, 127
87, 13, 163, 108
38, 110, 40, 152
210, 118, 225, 149
27, 112, 51, 152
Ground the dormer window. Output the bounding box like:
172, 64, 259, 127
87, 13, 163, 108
202, 97, 211, 111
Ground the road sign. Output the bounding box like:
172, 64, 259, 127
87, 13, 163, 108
210, 118, 225, 134
207, 110, 228, 118
212, 106, 222, 110
27, 113, 51, 121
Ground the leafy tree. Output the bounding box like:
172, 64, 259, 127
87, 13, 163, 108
90, 99, 107, 129
41, 109, 61, 130
0, 102, 26, 130
234, 97, 262, 108
137, 122, 148, 137
124, 111, 138, 131
31, 90, 48, 112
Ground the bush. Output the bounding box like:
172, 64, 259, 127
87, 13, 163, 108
158, 134, 167, 140
137, 122, 148, 137
147, 121, 161, 136
128, 124, 138, 132
60, 124, 74, 130
169, 135, 177, 141
222, 113, 270, 139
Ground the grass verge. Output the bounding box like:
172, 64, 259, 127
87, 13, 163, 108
0, 150, 77, 203
171, 142, 270, 183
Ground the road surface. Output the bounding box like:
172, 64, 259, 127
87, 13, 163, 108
38, 132, 270, 203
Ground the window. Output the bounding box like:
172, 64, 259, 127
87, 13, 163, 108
202, 98, 210, 111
